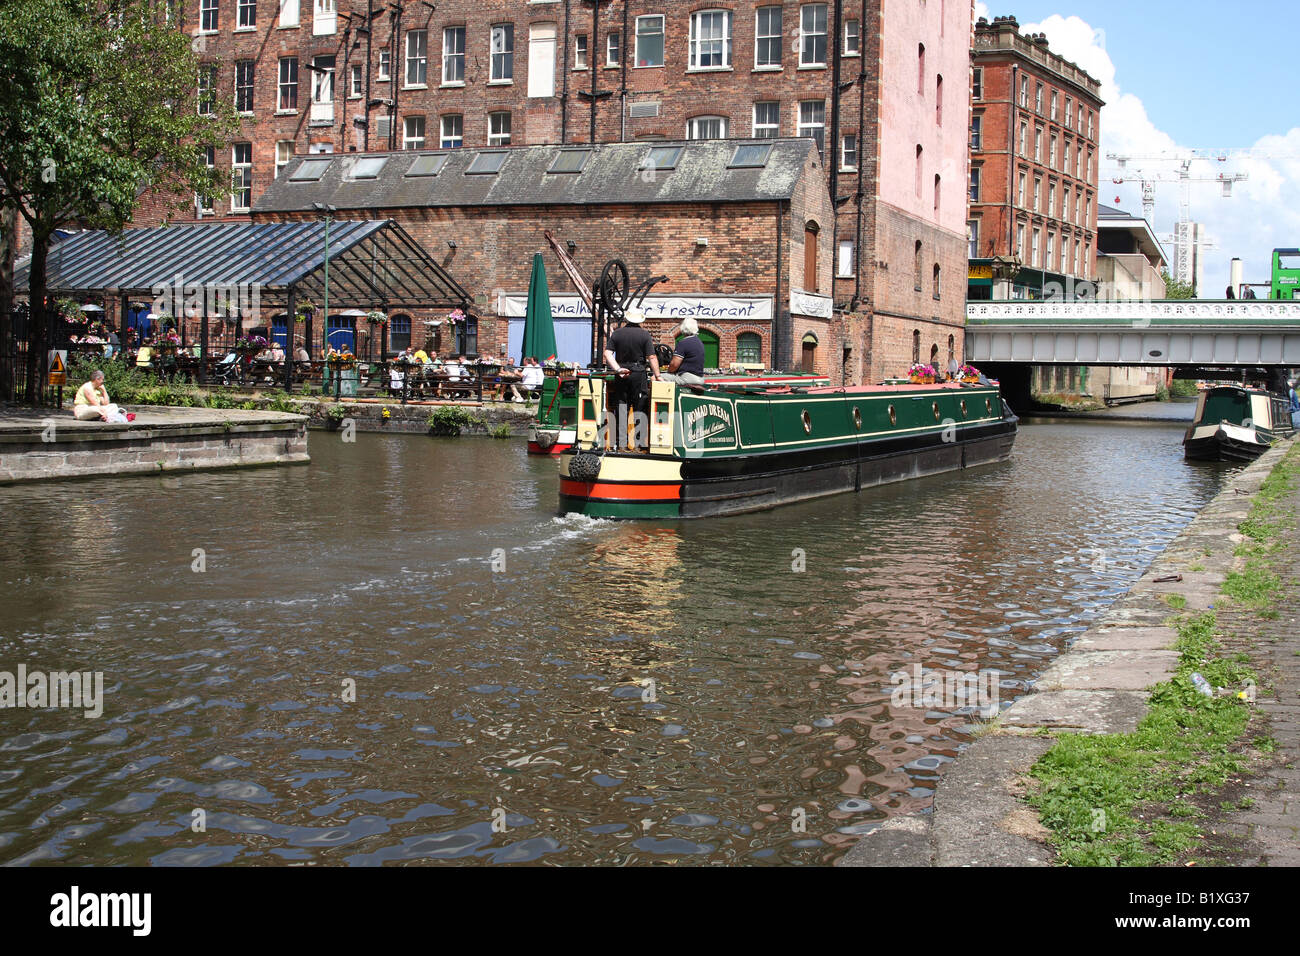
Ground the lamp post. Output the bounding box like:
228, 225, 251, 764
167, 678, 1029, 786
313, 202, 338, 358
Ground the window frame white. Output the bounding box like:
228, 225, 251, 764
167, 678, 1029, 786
402, 115, 426, 150
231, 143, 253, 212
686, 115, 728, 140
755, 6, 782, 70
752, 101, 779, 138
799, 4, 828, 68
406, 29, 429, 88
688, 10, 731, 71
490, 23, 514, 82
634, 15, 665, 68
439, 114, 463, 149
441, 26, 465, 86
488, 111, 512, 146
277, 57, 298, 112
797, 99, 826, 155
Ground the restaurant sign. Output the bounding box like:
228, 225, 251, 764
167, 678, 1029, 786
968, 264, 994, 279
500, 294, 772, 324
789, 290, 833, 318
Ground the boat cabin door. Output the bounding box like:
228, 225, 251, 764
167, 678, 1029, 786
576, 376, 605, 448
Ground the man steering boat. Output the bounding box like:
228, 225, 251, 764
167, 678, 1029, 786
602, 307, 660, 451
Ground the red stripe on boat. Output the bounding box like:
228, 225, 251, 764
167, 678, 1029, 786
559, 479, 682, 501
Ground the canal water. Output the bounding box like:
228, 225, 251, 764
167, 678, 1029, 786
0, 418, 1234, 866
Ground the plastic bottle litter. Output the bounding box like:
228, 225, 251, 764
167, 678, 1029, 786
1190, 672, 1214, 697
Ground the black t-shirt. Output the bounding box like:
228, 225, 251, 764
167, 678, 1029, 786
673, 336, 705, 376
608, 325, 653, 368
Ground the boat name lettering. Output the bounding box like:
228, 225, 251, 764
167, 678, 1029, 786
684, 402, 733, 444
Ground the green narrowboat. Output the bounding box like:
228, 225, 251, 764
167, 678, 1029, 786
558, 377, 1018, 519
1183, 384, 1296, 461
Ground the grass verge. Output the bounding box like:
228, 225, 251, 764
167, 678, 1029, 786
1025, 444, 1299, 865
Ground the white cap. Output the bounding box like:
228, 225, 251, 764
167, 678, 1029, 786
624, 307, 645, 324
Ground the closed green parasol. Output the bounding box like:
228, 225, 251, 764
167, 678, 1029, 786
521, 252, 557, 363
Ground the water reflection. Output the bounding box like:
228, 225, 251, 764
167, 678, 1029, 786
0, 421, 1233, 865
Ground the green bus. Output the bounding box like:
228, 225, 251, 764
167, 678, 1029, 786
1271, 248, 1300, 299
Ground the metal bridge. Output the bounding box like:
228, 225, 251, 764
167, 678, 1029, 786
965, 300, 1300, 367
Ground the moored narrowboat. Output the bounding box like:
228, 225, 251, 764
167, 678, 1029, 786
558, 377, 1018, 519
529, 370, 831, 455
1183, 384, 1296, 461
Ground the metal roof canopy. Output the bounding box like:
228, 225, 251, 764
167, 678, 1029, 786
15, 219, 471, 310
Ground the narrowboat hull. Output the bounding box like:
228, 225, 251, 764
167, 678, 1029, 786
1182, 385, 1294, 462
558, 380, 1017, 519
1182, 423, 1273, 462
527, 424, 575, 456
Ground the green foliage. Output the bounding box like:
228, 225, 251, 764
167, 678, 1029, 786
259, 390, 299, 414
427, 405, 481, 436
1154, 384, 1171, 402
325, 403, 349, 421
1170, 379, 1200, 398
489, 423, 513, 439
1161, 269, 1197, 299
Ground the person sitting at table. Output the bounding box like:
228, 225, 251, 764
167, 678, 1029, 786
294, 338, 310, 363
445, 355, 466, 381
398, 345, 417, 364
389, 363, 406, 396
74, 369, 131, 422
413, 345, 430, 364
268, 343, 286, 363
521, 357, 546, 398
135, 340, 154, 368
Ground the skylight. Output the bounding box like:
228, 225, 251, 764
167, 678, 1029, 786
467, 151, 509, 175
350, 156, 388, 179
642, 145, 683, 173
405, 154, 449, 177
548, 149, 592, 174
728, 144, 772, 169
289, 158, 333, 182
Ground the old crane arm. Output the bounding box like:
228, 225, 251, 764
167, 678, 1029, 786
543, 229, 596, 313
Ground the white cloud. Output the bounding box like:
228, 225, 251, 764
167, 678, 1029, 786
1019, 12, 1300, 296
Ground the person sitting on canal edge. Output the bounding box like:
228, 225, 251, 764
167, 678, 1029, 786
74, 369, 132, 423
660, 318, 706, 386
603, 308, 660, 450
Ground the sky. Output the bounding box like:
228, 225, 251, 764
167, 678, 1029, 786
974, 1, 1300, 296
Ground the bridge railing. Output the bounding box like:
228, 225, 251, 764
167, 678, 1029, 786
967, 299, 1300, 326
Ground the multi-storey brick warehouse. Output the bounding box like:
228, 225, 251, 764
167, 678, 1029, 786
967, 15, 1103, 300
148, 1, 974, 381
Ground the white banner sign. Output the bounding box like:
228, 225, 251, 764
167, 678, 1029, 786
790, 289, 833, 318
500, 294, 772, 323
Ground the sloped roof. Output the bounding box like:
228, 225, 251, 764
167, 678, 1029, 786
15, 219, 470, 308
253, 138, 818, 214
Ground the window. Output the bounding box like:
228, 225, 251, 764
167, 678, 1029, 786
1046, 233, 1055, 271
844, 18, 860, 56
468, 151, 508, 174
1031, 227, 1041, 266
644, 145, 683, 171
736, 332, 762, 366
238, 0, 256, 29
970, 114, 982, 150
933, 263, 941, 300
1049, 135, 1057, 169
200, 0, 217, 31
756, 6, 782, 68
689, 10, 731, 70
388, 315, 411, 355
440, 114, 462, 149
913, 240, 923, 291
1073, 193, 1080, 225
488, 112, 511, 146
802, 5, 828, 67
1035, 82, 1043, 114
635, 16, 664, 67
753, 101, 779, 138
916, 43, 925, 93
1087, 111, 1094, 139
310, 55, 334, 123
235, 60, 255, 113
405, 30, 428, 86
548, 150, 591, 173
914, 144, 923, 197
967, 219, 979, 258
1064, 96, 1073, 128
1019, 122, 1027, 156
805, 223, 820, 292
1073, 239, 1081, 274
798, 100, 826, 155
377, 50, 391, 81
529, 23, 557, 97
1034, 126, 1042, 162
687, 116, 727, 140
1016, 224, 1025, 260
349, 64, 362, 98
1017, 170, 1026, 206
1050, 91, 1058, 122
1075, 145, 1082, 179
490, 24, 514, 82
1087, 148, 1094, 181
1019, 76, 1028, 108
934, 174, 941, 214
442, 27, 464, 85
289, 157, 331, 180
840, 133, 857, 171
198, 145, 215, 213
838, 239, 854, 277
276, 141, 294, 176
454, 315, 477, 357
198, 65, 217, 116
403, 116, 426, 150
607, 31, 620, 67
1047, 181, 1056, 217
406, 154, 448, 177
1085, 195, 1092, 224
231, 144, 252, 212
574, 34, 588, 70
730, 143, 772, 168
972, 67, 982, 100
1078, 105, 1085, 132
969, 165, 980, 202
1062, 184, 1071, 220
935, 75, 943, 125
279, 0, 299, 28
313, 0, 335, 36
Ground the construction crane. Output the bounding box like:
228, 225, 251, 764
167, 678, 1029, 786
1106, 153, 1249, 287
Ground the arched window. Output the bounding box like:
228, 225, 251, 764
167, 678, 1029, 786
933, 263, 941, 300
947, 333, 955, 367
801, 332, 818, 374
934, 173, 941, 213
804, 221, 820, 292
736, 331, 762, 367
912, 329, 921, 364
913, 240, 923, 291
389, 314, 411, 354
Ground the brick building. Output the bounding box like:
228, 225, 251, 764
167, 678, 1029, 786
134, 1, 973, 381
967, 14, 1103, 301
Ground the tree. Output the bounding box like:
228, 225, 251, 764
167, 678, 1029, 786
1160, 269, 1196, 300
0, 0, 234, 399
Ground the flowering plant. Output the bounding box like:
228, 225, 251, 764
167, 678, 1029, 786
958, 364, 981, 380
327, 347, 356, 366
157, 330, 182, 347
446, 308, 466, 325
295, 300, 316, 321
57, 298, 86, 324
909, 363, 936, 378
236, 335, 269, 351
365, 310, 389, 326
